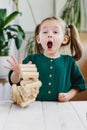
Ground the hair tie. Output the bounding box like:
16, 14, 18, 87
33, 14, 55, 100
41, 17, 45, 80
66, 25, 69, 29
66, 25, 69, 34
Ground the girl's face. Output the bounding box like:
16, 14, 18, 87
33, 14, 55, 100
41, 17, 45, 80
37, 19, 68, 58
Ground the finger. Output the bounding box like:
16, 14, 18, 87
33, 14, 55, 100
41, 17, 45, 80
64, 93, 67, 96
59, 97, 66, 102
19, 54, 23, 64
6, 59, 13, 66
60, 95, 68, 102
58, 95, 65, 101
59, 93, 67, 98
28, 61, 32, 64
11, 55, 18, 64
58, 94, 64, 98
4, 66, 12, 70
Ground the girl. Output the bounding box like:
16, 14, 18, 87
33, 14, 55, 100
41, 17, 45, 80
6, 16, 86, 102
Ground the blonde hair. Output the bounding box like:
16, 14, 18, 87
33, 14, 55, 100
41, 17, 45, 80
34, 16, 82, 61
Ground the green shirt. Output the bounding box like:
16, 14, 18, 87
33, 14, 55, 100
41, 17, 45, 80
23, 54, 86, 101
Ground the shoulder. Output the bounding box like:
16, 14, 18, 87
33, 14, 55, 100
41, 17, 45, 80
61, 55, 75, 63
23, 54, 42, 64
60, 55, 78, 70
61, 55, 81, 73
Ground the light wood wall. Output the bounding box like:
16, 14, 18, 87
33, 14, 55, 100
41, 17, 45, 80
77, 32, 87, 84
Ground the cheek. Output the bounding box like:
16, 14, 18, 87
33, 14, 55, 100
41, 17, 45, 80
59, 33, 64, 38
39, 39, 45, 45
56, 35, 64, 42
39, 35, 46, 44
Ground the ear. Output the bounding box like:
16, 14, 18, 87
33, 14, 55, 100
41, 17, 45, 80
36, 35, 40, 44
62, 35, 69, 45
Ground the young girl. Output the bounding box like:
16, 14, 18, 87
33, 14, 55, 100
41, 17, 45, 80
6, 16, 86, 102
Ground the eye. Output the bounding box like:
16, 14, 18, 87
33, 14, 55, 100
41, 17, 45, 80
43, 31, 48, 34
53, 31, 58, 34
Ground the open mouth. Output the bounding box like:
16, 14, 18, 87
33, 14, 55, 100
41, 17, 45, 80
47, 41, 53, 48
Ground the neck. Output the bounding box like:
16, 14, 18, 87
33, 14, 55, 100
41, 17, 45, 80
44, 52, 60, 59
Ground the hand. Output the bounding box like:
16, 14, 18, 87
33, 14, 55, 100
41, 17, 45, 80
58, 93, 70, 102
4, 55, 23, 74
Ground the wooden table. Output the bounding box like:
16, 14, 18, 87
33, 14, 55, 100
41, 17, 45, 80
0, 101, 87, 130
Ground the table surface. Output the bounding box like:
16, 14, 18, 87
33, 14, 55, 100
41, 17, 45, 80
0, 101, 87, 130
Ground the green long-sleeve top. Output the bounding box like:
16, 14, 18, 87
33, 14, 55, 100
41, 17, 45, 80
9, 54, 87, 101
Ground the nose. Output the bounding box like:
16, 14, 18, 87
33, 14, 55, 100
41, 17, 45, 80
48, 32, 52, 38
48, 35, 52, 38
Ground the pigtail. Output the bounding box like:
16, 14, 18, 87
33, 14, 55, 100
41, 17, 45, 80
34, 24, 40, 53
68, 24, 82, 61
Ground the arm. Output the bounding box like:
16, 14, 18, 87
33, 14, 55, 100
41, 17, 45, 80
58, 89, 79, 102
11, 71, 20, 84
58, 57, 86, 102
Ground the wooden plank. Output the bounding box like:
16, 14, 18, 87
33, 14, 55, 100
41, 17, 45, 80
0, 102, 12, 130
42, 102, 61, 130
2, 101, 87, 130
3, 102, 44, 130
42, 102, 86, 130
70, 101, 87, 129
